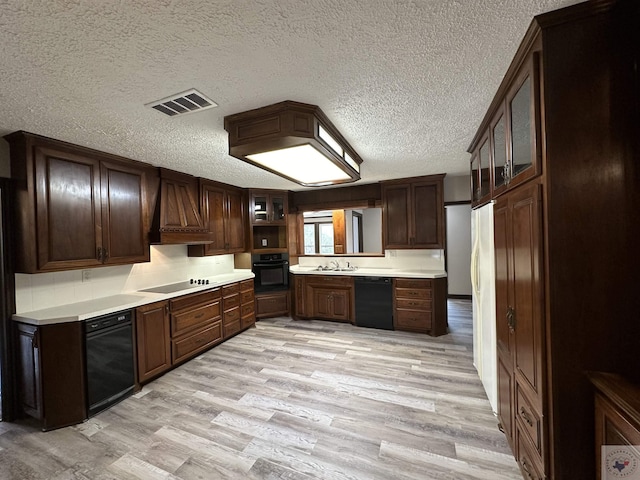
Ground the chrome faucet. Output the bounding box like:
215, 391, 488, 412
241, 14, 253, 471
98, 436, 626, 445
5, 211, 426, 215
330, 260, 340, 270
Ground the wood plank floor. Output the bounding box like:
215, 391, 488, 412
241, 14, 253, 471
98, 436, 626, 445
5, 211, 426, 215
0, 300, 522, 479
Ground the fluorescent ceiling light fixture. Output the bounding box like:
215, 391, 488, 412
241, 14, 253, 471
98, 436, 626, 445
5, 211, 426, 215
247, 145, 351, 185
224, 101, 363, 187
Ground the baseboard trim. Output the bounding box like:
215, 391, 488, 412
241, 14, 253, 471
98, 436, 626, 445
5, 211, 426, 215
448, 294, 472, 300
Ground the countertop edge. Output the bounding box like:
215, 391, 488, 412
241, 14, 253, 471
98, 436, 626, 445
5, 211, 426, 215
289, 266, 447, 279
13, 270, 254, 326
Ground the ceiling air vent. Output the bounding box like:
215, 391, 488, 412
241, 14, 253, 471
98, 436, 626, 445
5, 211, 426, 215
146, 89, 218, 117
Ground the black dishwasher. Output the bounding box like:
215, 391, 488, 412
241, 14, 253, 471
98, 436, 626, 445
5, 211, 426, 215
85, 309, 135, 417
354, 277, 393, 330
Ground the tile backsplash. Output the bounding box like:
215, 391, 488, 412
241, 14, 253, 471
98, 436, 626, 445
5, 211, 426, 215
15, 245, 235, 313
15, 247, 445, 314
297, 249, 445, 271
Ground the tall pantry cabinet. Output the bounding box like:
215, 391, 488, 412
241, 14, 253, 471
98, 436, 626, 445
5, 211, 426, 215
468, 1, 639, 479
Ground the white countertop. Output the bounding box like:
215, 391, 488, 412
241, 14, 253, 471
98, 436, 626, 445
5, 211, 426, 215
13, 270, 254, 326
289, 265, 447, 279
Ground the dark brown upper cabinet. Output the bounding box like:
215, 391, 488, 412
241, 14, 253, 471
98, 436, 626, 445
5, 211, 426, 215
469, 49, 542, 204
150, 168, 209, 245
381, 174, 445, 250
5, 131, 156, 273
188, 179, 246, 257
248, 189, 288, 253
250, 190, 287, 225
471, 132, 492, 207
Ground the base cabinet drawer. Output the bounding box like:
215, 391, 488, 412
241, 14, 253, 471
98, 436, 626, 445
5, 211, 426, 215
394, 288, 431, 300
241, 290, 254, 304
256, 291, 289, 319
172, 322, 222, 364
223, 318, 242, 338
516, 384, 543, 455
223, 306, 240, 325
396, 298, 432, 310
393, 277, 447, 336
395, 278, 432, 290
171, 301, 220, 337
223, 293, 240, 309
516, 425, 545, 480
395, 309, 432, 332
241, 313, 255, 329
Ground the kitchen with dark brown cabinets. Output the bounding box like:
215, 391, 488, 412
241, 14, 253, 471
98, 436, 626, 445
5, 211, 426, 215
0, 0, 638, 479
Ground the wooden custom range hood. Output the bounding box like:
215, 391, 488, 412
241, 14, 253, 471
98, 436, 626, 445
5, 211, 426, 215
149, 168, 211, 245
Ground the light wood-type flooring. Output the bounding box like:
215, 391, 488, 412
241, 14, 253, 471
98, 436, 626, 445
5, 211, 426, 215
0, 300, 522, 479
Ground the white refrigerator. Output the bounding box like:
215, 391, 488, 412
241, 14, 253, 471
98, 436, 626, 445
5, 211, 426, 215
471, 202, 497, 413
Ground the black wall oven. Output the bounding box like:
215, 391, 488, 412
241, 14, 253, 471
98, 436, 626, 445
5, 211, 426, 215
252, 253, 289, 293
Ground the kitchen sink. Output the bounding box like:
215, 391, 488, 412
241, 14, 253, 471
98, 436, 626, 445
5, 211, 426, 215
313, 266, 357, 272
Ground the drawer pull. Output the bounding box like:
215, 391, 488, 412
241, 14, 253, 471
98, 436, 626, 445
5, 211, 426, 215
194, 313, 204, 320
521, 459, 535, 480
519, 406, 534, 427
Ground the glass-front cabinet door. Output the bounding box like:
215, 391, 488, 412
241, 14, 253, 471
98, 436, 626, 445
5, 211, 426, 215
252, 194, 268, 222
510, 75, 532, 176
492, 110, 508, 194
504, 53, 541, 190
479, 138, 491, 201
251, 191, 287, 224
471, 153, 480, 204
270, 195, 285, 223
471, 133, 492, 207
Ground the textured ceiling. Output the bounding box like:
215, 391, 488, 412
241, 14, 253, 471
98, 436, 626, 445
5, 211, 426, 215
0, 0, 583, 191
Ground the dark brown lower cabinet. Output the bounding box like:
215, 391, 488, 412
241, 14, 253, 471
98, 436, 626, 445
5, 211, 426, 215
169, 288, 222, 365
15, 321, 86, 430
392, 277, 447, 336
135, 300, 171, 383
311, 288, 350, 321
303, 276, 354, 323
591, 372, 640, 480
240, 279, 257, 327
255, 291, 289, 319
222, 282, 242, 338
493, 182, 545, 476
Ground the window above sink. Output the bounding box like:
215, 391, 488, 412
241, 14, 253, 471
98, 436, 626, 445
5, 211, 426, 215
302, 208, 383, 256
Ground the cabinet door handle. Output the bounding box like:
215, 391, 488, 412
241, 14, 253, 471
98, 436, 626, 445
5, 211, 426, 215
519, 406, 534, 427
503, 162, 512, 186
103, 249, 109, 261
507, 307, 516, 332
96, 247, 103, 261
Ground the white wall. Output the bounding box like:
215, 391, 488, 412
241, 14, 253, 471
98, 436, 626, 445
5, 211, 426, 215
362, 208, 382, 253
444, 174, 471, 203
14, 245, 236, 313
445, 204, 472, 296
345, 209, 354, 253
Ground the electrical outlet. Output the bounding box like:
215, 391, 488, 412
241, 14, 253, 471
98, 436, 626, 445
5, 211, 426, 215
389, 250, 397, 258
262, 238, 267, 247
82, 270, 92, 282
